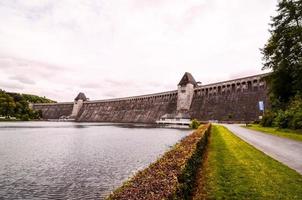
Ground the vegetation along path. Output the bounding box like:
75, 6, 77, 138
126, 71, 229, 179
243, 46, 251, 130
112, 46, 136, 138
193, 125, 302, 199
223, 124, 302, 174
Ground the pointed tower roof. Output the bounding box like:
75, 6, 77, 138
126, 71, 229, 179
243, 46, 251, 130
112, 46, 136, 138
75, 92, 87, 101
178, 72, 197, 86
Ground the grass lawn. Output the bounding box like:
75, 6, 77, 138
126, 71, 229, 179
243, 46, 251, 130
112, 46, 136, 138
193, 125, 302, 200
245, 124, 302, 142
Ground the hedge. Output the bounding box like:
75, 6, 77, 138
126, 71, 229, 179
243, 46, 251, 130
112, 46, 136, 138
107, 124, 211, 200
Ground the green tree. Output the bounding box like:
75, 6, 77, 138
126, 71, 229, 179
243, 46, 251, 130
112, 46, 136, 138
262, 0, 302, 106
0, 89, 53, 120
0, 91, 16, 117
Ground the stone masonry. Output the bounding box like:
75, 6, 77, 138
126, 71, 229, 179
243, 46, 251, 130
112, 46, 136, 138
32, 73, 269, 123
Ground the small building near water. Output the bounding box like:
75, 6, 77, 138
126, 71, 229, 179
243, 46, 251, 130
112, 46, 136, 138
156, 113, 191, 125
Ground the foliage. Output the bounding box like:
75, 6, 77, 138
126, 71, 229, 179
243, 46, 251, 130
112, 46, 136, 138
262, 0, 302, 105
107, 124, 211, 200
0, 91, 16, 117
174, 124, 210, 200
194, 125, 302, 199
261, 95, 302, 129
0, 89, 55, 120
8, 92, 56, 104
260, 0, 302, 130
21, 93, 56, 103
189, 119, 201, 129
286, 95, 302, 129
260, 111, 275, 127
274, 109, 291, 128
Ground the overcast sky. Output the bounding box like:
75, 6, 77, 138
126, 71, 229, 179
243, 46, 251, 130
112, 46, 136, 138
0, 0, 277, 101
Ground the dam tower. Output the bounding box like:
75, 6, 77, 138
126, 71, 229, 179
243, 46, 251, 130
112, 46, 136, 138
70, 92, 87, 119
177, 72, 197, 112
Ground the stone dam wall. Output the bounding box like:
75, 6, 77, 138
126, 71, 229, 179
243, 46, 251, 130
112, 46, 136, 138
189, 76, 268, 121
33, 103, 73, 119
76, 91, 178, 123
33, 74, 269, 123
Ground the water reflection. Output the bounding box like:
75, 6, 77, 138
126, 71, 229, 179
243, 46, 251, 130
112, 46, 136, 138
0, 122, 190, 199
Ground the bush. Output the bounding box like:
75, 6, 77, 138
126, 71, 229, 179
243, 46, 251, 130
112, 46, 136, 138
189, 119, 201, 129
260, 111, 275, 127
274, 110, 290, 128
289, 112, 302, 129
262, 95, 302, 129
21, 114, 29, 121
108, 124, 211, 200
286, 96, 302, 129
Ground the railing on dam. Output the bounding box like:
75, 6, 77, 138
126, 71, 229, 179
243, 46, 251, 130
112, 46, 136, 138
84, 90, 178, 104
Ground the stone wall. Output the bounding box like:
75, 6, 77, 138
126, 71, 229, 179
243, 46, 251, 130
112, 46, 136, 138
76, 91, 178, 123
33, 74, 269, 123
189, 74, 268, 121
33, 103, 73, 119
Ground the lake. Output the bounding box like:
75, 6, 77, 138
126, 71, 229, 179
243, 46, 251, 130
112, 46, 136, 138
0, 122, 190, 199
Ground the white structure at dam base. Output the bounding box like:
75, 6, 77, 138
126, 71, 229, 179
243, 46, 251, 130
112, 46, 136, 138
156, 113, 191, 125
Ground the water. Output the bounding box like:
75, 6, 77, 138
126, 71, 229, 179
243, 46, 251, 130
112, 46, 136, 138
0, 122, 190, 199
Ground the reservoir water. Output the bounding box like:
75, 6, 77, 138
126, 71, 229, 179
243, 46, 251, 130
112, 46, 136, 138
0, 122, 190, 199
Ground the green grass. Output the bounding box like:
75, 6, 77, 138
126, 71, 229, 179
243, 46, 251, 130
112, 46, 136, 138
245, 124, 302, 142
194, 125, 302, 200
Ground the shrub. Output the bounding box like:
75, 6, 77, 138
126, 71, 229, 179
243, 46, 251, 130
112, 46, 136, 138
260, 111, 275, 127
107, 124, 211, 200
286, 96, 302, 129
189, 119, 201, 129
274, 110, 290, 128
290, 112, 302, 129
264, 95, 302, 129
21, 114, 29, 121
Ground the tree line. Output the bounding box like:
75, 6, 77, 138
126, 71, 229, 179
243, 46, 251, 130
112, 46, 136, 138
261, 0, 302, 129
0, 89, 55, 121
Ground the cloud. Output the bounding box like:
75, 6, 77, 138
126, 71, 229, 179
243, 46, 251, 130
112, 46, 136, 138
0, 0, 277, 101
0, 80, 24, 90
9, 75, 36, 85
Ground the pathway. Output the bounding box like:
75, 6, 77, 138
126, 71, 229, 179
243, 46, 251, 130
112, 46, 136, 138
222, 124, 302, 175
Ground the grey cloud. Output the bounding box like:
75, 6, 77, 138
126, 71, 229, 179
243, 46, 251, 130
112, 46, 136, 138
0, 55, 67, 79
0, 55, 65, 71
80, 82, 100, 89
104, 78, 137, 87
103, 91, 118, 98
0, 80, 24, 90
229, 69, 265, 80
10, 75, 35, 85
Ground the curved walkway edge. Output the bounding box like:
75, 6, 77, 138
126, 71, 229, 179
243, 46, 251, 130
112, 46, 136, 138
222, 124, 302, 175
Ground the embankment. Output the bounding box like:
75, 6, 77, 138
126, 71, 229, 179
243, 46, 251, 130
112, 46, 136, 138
107, 124, 211, 200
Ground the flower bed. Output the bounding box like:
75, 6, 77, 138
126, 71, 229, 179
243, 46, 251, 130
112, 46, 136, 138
107, 123, 211, 200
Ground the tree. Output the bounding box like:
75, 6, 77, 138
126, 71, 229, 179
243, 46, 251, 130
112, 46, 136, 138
0, 91, 16, 117
262, 0, 302, 106
0, 89, 53, 120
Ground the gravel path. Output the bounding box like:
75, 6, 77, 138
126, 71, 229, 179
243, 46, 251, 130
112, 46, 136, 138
222, 124, 302, 175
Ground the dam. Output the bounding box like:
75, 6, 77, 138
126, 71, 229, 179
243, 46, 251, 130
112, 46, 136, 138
32, 72, 269, 123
